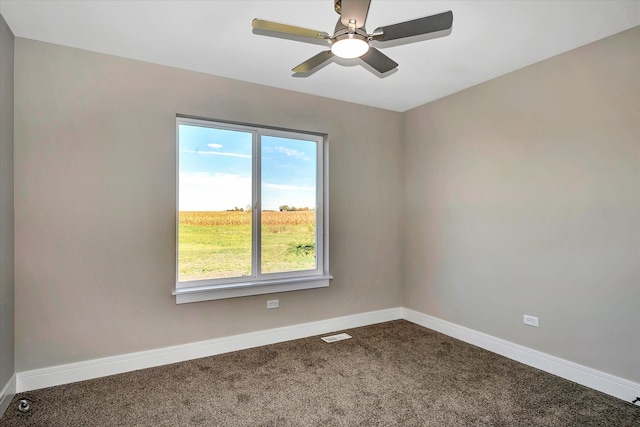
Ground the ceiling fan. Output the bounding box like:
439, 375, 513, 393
252, 0, 453, 75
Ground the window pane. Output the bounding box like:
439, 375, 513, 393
178, 124, 252, 281
261, 136, 317, 274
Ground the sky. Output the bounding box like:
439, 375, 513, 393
179, 124, 317, 211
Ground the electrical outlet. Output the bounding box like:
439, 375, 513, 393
523, 314, 539, 327
267, 299, 279, 309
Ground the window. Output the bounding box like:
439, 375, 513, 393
173, 117, 331, 303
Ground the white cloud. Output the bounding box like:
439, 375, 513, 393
268, 146, 309, 160
262, 182, 315, 192
207, 143, 223, 149
179, 172, 251, 211
180, 148, 251, 159
179, 174, 316, 212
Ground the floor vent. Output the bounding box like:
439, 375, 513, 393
321, 333, 352, 343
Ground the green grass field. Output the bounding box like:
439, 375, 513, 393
178, 211, 316, 282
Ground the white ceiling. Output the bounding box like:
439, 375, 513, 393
1, 0, 639, 112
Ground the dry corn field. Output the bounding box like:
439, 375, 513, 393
179, 210, 316, 226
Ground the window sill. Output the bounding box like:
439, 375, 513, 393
172, 275, 333, 304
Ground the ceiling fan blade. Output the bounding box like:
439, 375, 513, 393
340, 0, 371, 28
372, 11, 453, 42
360, 47, 398, 73
252, 19, 329, 40
292, 51, 334, 74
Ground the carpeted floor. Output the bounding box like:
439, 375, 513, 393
2, 320, 639, 426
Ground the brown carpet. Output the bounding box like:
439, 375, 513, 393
2, 320, 639, 426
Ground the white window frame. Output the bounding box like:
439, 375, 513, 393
173, 117, 331, 303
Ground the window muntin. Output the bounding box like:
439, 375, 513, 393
176, 117, 328, 300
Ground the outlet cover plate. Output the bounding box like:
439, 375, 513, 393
523, 314, 539, 327
267, 299, 279, 309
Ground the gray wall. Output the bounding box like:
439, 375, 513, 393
0, 13, 15, 391
10, 23, 640, 386
403, 27, 640, 382
13, 39, 403, 371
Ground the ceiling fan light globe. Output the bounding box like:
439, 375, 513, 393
331, 35, 369, 59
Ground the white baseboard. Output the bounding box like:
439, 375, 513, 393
402, 308, 640, 404
14, 306, 640, 406
16, 307, 402, 393
0, 374, 16, 419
